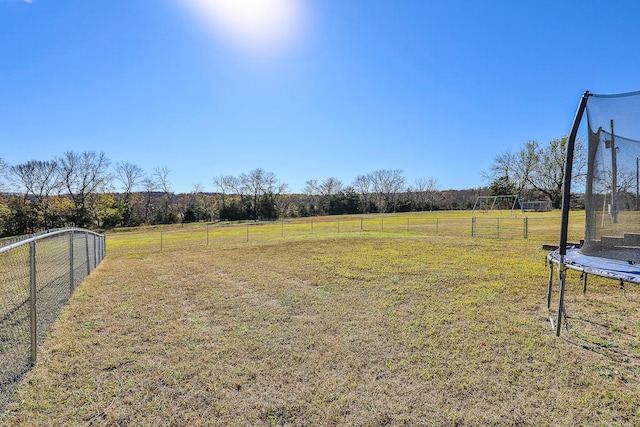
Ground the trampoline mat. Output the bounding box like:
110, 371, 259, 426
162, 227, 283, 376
548, 246, 640, 284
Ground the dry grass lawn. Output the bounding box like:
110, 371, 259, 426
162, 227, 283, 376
2, 213, 640, 425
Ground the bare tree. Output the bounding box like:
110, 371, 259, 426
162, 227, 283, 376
115, 162, 145, 226
57, 151, 111, 227
240, 168, 283, 220
303, 177, 343, 196
303, 179, 319, 195
425, 177, 440, 209
412, 177, 440, 210
483, 151, 517, 185
153, 166, 174, 214
319, 177, 343, 196
11, 160, 60, 202
141, 177, 157, 222
10, 160, 61, 228
303, 177, 343, 214
302, 179, 320, 215
483, 141, 539, 199
412, 178, 428, 209
214, 174, 242, 208
0, 158, 9, 193
194, 183, 210, 216
353, 174, 371, 213
115, 162, 144, 195
513, 141, 539, 199
190, 183, 204, 206
369, 169, 405, 212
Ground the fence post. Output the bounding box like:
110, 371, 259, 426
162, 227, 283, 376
246, 224, 249, 242
69, 231, 74, 294
85, 231, 91, 275
94, 234, 98, 269
29, 240, 37, 365
524, 217, 528, 239
361, 217, 363, 231
497, 218, 500, 238
96, 234, 100, 263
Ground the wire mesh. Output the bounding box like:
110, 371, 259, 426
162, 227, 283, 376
0, 229, 105, 413
0, 244, 31, 413
34, 233, 72, 350
583, 92, 640, 262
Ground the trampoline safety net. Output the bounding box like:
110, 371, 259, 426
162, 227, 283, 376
582, 91, 640, 263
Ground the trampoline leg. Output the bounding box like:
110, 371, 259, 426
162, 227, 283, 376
547, 263, 554, 309
556, 270, 567, 337
582, 272, 587, 296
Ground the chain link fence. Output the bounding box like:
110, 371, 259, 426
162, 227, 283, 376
107, 214, 537, 257
0, 228, 105, 413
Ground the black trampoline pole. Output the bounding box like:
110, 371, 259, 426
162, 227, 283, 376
556, 90, 590, 336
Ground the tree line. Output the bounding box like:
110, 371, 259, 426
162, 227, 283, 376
0, 151, 479, 236
0, 135, 575, 236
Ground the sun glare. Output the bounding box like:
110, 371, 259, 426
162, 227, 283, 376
184, 0, 305, 55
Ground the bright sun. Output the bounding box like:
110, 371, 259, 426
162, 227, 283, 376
184, 0, 304, 55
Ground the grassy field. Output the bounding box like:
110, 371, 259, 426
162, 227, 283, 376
3, 211, 640, 425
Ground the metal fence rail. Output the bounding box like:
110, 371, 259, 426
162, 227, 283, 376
0, 228, 105, 413
107, 215, 536, 258
471, 216, 528, 239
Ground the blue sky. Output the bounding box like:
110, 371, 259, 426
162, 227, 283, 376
2, 1, 640, 194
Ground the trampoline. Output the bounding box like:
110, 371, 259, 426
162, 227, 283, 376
549, 90, 640, 336
547, 245, 640, 314
548, 245, 640, 285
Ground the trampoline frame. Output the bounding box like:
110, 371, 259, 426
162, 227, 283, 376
552, 90, 640, 336
553, 91, 591, 337
547, 246, 639, 331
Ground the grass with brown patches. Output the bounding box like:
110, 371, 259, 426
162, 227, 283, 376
3, 211, 639, 425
